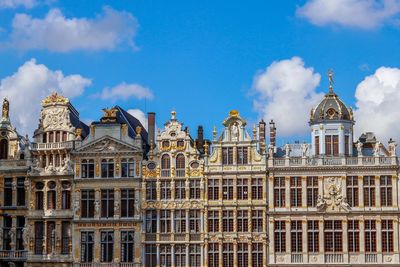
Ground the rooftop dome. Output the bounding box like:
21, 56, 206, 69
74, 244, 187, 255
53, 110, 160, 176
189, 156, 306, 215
309, 81, 353, 125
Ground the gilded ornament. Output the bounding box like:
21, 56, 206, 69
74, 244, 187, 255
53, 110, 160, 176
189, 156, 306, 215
135, 126, 142, 135
2, 98, 9, 120
95, 161, 100, 177
41, 92, 69, 106
75, 128, 82, 138
75, 164, 80, 177
121, 124, 128, 135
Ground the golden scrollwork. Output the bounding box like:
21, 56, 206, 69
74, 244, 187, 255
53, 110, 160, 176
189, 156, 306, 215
41, 92, 69, 106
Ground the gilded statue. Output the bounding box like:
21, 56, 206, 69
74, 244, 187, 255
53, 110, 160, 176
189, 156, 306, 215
2, 98, 9, 120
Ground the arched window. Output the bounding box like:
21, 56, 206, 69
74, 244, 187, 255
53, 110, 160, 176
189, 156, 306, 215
61, 181, 71, 210
176, 154, 185, 177
19, 153, 25, 160
35, 182, 44, 210
161, 154, 171, 177
0, 139, 8, 159
101, 159, 114, 178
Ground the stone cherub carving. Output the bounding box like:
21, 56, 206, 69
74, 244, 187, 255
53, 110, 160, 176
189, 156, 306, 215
317, 177, 350, 212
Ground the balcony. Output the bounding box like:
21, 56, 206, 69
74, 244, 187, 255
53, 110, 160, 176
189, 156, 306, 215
325, 253, 343, 263
271, 156, 396, 167
365, 253, 378, 263
78, 263, 140, 267
0, 250, 27, 260
32, 141, 74, 151
291, 253, 303, 263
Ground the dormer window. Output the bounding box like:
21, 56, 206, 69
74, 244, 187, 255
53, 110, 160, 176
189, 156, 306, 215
177, 140, 184, 148
101, 159, 114, 178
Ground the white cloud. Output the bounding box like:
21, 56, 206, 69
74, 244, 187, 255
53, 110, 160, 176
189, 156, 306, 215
0, 58, 91, 135
97, 82, 153, 102
297, 0, 400, 29
253, 57, 323, 136
354, 66, 400, 142
0, 0, 36, 9
5, 6, 138, 52
127, 109, 147, 130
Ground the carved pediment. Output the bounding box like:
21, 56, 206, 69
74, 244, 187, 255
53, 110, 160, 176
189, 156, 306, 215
75, 136, 141, 154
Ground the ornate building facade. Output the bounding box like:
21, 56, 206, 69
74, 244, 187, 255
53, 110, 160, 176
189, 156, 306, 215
71, 106, 146, 267
267, 82, 400, 266
204, 110, 267, 267
142, 111, 206, 267
1, 77, 400, 267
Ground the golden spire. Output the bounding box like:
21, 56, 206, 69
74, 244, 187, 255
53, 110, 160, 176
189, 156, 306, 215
328, 69, 334, 94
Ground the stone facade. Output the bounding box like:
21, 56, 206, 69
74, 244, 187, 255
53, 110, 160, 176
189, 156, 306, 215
1, 84, 400, 267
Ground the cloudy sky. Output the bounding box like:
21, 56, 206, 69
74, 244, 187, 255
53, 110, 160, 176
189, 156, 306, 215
0, 0, 399, 146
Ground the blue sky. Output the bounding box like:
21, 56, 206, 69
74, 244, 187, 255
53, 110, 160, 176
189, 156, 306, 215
0, 0, 399, 145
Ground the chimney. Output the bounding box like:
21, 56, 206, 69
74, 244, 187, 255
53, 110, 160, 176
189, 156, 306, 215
258, 119, 266, 143
269, 120, 276, 147
147, 112, 156, 147
197, 125, 204, 150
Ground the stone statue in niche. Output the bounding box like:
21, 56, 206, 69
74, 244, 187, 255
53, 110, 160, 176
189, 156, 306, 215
388, 139, 397, 156
230, 122, 239, 141
60, 157, 73, 174
94, 200, 100, 216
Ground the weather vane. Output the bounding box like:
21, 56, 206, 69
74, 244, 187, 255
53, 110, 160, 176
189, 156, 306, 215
328, 69, 334, 93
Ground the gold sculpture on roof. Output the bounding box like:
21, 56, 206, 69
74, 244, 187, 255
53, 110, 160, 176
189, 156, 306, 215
2, 98, 9, 120
328, 69, 334, 93
101, 107, 118, 122
41, 92, 70, 105
229, 109, 239, 117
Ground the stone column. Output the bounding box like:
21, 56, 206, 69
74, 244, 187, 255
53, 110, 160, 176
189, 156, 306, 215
248, 242, 253, 267
285, 176, 290, 209
156, 244, 160, 267
339, 124, 345, 155
302, 176, 307, 208
268, 176, 274, 210
218, 242, 223, 267
114, 229, 121, 263
359, 176, 364, 208
0, 216, 3, 250
342, 220, 348, 262
233, 242, 238, 267
268, 219, 274, 264
94, 230, 100, 263
11, 177, 17, 206
185, 244, 189, 267
319, 126, 325, 155
285, 220, 290, 253
359, 220, 365, 253
375, 176, 381, 208
319, 219, 324, 254
377, 219, 382, 254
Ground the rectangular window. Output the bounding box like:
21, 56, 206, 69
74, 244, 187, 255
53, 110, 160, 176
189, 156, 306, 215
145, 210, 157, 233
145, 244, 157, 267
348, 220, 359, 252
34, 221, 44, 255
325, 135, 332, 155
101, 159, 114, 178
346, 176, 359, 207
61, 221, 71, 255
252, 243, 263, 267
121, 159, 135, 178
380, 175, 392, 207
274, 221, 286, 253
208, 210, 219, 232
345, 135, 349, 156
315, 136, 320, 155
307, 176, 318, 207
62, 190, 71, 210
274, 177, 285, 207
175, 180, 186, 200
146, 181, 157, 200
237, 147, 248, 164
252, 210, 263, 232
238, 243, 248, 267
16, 216, 25, 250
47, 190, 56, 210
16, 177, 25, 206
3, 216, 12, 250
4, 178, 12, 206
189, 210, 201, 233
160, 210, 171, 233
160, 245, 172, 267
100, 231, 114, 262
208, 243, 219, 267
160, 181, 171, 200
252, 178, 263, 200
291, 221, 302, 253
36, 191, 44, 210
101, 189, 114, 218
175, 244, 186, 267
222, 179, 234, 200
290, 177, 302, 207
46, 221, 55, 254
189, 244, 201, 267
237, 178, 248, 200
208, 179, 219, 200
175, 209, 187, 233
190, 180, 200, 199
121, 231, 134, 262
237, 210, 248, 232
333, 135, 339, 155
365, 220, 376, 252
324, 220, 342, 252
222, 147, 234, 165
81, 231, 94, 262
81, 160, 95, 178
223, 243, 234, 267
307, 220, 319, 252
223, 210, 234, 232
121, 189, 134, 218
325, 135, 339, 156
382, 220, 393, 252
81, 190, 95, 218
364, 176, 376, 207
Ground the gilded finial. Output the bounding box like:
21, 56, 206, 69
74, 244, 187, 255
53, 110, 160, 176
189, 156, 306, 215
252, 124, 257, 140
171, 110, 176, 120
328, 69, 334, 94
2, 98, 9, 121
